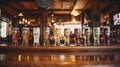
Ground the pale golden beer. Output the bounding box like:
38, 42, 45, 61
22, 28, 30, 46
64, 28, 70, 46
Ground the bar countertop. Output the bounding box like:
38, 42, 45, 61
0, 44, 120, 52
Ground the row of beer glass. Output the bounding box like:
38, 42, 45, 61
12, 27, 40, 46
12, 26, 111, 46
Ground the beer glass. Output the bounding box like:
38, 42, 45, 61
54, 28, 61, 46
64, 28, 70, 46
102, 28, 107, 45
33, 27, 40, 46
86, 27, 91, 45
83, 28, 87, 46
22, 28, 30, 46
105, 27, 110, 45
44, 27, 50, 46
96, 27, 100, 45
93, 28, 97, 45
74, 28, 80, 46
12, 28, 19, 46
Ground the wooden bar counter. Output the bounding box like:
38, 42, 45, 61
0, 45, 120, 52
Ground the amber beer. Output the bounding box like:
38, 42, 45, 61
101, 28, 107, 45
64, 28, 70, 46
44, 27, 50, 46
33, 27, 40, 46
74, 28, 80, 46
83, 27, 87, 46
22, 28, 30, 46
54, 28, 61, 46
12, 28, 19, 46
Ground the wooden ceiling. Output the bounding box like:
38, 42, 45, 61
0, 0, 119, 17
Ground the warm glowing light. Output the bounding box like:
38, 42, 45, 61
51, 14, 54, 17
34, 7, 37, 10
19, 21, 22, 24
51, 19, 54, 23
70, 55, 76, 62
22, 18, 25, 21
18, 12, 23, 16
25, 19, 27, 23
71, 9, 80, 16
28, 21, 30, 24
67, 5, 70, 8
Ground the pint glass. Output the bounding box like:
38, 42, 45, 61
105, 27, 110, 45
12, 28, 19, 46
86, 27, 91, 45
93, 28, 97, 45
44, 27, 50, 46
96, 27, 100, 45
33, 27, 40, 46
64, 28, 70, 46
74, 28, 81, 46
22, 28, 30, 46
54, 28, 61, 46
83, 28, 87, 46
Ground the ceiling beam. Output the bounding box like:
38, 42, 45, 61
16, 2, 26, 9
5, 3, 18, 11
100, 3, 115, 13
1, 9, 14, 17
71, 0, 77, 9
1, 3, 18, 15
16, 9, 83, 12
0, 0, 35, 3
82, 0, 91, 10
16, 2, 33, 15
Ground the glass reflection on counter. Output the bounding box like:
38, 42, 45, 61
59, 55, 65, 61
13, 54, 120, 62
18, 54, 22, 62
0, 54, 6, 61
33, 55, 39, 61
0, 53, 120, 67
